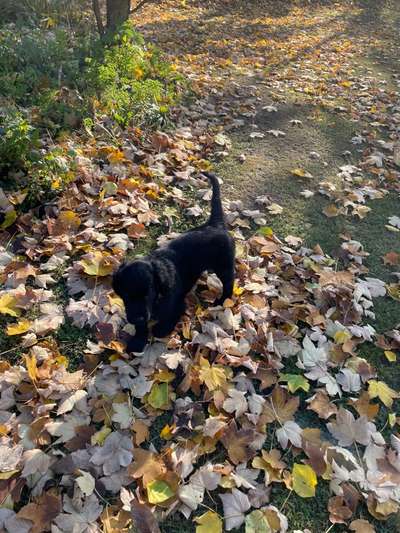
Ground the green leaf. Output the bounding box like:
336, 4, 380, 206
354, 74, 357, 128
279, 374, 310, 393
292, 463, 317, 498
148, 382, 169, 409
245, 510, 272, 533
257, 226, 274, 237
146, 479, 174, 504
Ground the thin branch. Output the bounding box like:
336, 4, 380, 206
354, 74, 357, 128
130, 0, 152, 14
92, 0, 105, 36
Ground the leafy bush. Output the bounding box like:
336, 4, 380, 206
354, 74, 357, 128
85, 23, 183, 127
0, 25, 90, 106
0, 111, 40, 172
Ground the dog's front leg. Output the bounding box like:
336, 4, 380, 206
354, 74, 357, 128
126, 322, 148, 353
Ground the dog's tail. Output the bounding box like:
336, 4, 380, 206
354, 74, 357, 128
202, 172, 225, 228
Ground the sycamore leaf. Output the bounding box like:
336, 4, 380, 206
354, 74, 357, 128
195, 511, 222, 533
292, 464, 317, 498
245, 509, 272, 533
198, 358, 227, 391
262, 386, 299, 424
368, 380, 399, 408
276, 420, 302, 449
148, 383, 169, 409
306, 391, 338, 419
146, 480, 174, 504
6, 319, 32, 336
0, 293, 21, 317
16, 493, 61, 533
279, 374, 310, 393
327, 408, 375, 447
220, 488, 251, 531
80, 251, 114, 277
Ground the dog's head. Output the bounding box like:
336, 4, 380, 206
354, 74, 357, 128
112, 257, 173, 325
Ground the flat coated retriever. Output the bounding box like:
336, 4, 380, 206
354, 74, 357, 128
112, 172, 235, 352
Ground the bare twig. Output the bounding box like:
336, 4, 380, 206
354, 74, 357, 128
130, 0, 152, 14
92, 0, 104, 35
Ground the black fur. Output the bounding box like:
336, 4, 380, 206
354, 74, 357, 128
112, 173, 235, 352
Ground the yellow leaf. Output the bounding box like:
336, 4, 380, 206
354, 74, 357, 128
323, 204, 340, 218
58, 210, 81, 231
0, 293, 21, 317
233, 284, 244, 296
198, 358, 227, 391
334, 330, 351, 344
368, 380, 399, 408
160, 424, 173, 440
108, 149, 126, 165
292, 168, 313, 179
25, 354, 38, 383
146, 480, 174, 504
55, 355, 68, 367
0, 209, 17, 229
6, 319, 32, 336
384, 350, 397, 362
134, 66, 144, 79
80, 251, 114, 277
91, 426, 112, 446
195, 511, 222, 533
340, 80, 353, 88
292, 463, 317, 498
0, 424, 9, 436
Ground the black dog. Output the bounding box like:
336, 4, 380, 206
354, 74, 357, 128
112, 172, 235, 352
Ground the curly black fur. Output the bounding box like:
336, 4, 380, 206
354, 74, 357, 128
112, 173, 235, 352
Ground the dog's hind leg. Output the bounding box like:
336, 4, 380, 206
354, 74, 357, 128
215, 265, 235, 305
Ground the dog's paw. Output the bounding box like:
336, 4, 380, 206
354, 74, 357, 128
126, 336, 147, 353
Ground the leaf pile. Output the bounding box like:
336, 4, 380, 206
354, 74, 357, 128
1, 123, 399, 532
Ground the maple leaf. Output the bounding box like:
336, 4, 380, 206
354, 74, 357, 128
245, 509, 271, 532
368, 380, 399, 408
221, 421, 262, 465
0, 293, 21, 317
90, 431, 133, 475
306, 391, 338, 419
276, 420, 302, 449
327, 408, 375, 447
261, 386, 299, 424
223, 389, 248, 417
147, 479, 175, 504
80, 251, 115, 277
128, 449, 166, 486
292, 464, 317, 498
198, 358, 227, 391
17, 493, 61, 533
55, 492, 103, 532
279, 374, 310, 393
220, 488, 251, 531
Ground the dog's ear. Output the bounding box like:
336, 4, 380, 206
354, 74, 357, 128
151, 258, 174, 297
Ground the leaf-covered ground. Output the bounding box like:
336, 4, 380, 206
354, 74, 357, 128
1, 1, 400, 532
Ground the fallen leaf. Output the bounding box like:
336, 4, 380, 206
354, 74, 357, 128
368, 380, 399, 408
195, 511, 222, 533
146, 479, 174, 504
292, 464, 317, 498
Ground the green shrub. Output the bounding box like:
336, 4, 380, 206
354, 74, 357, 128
0, 111, 40, 172
85, 23, 183, 127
